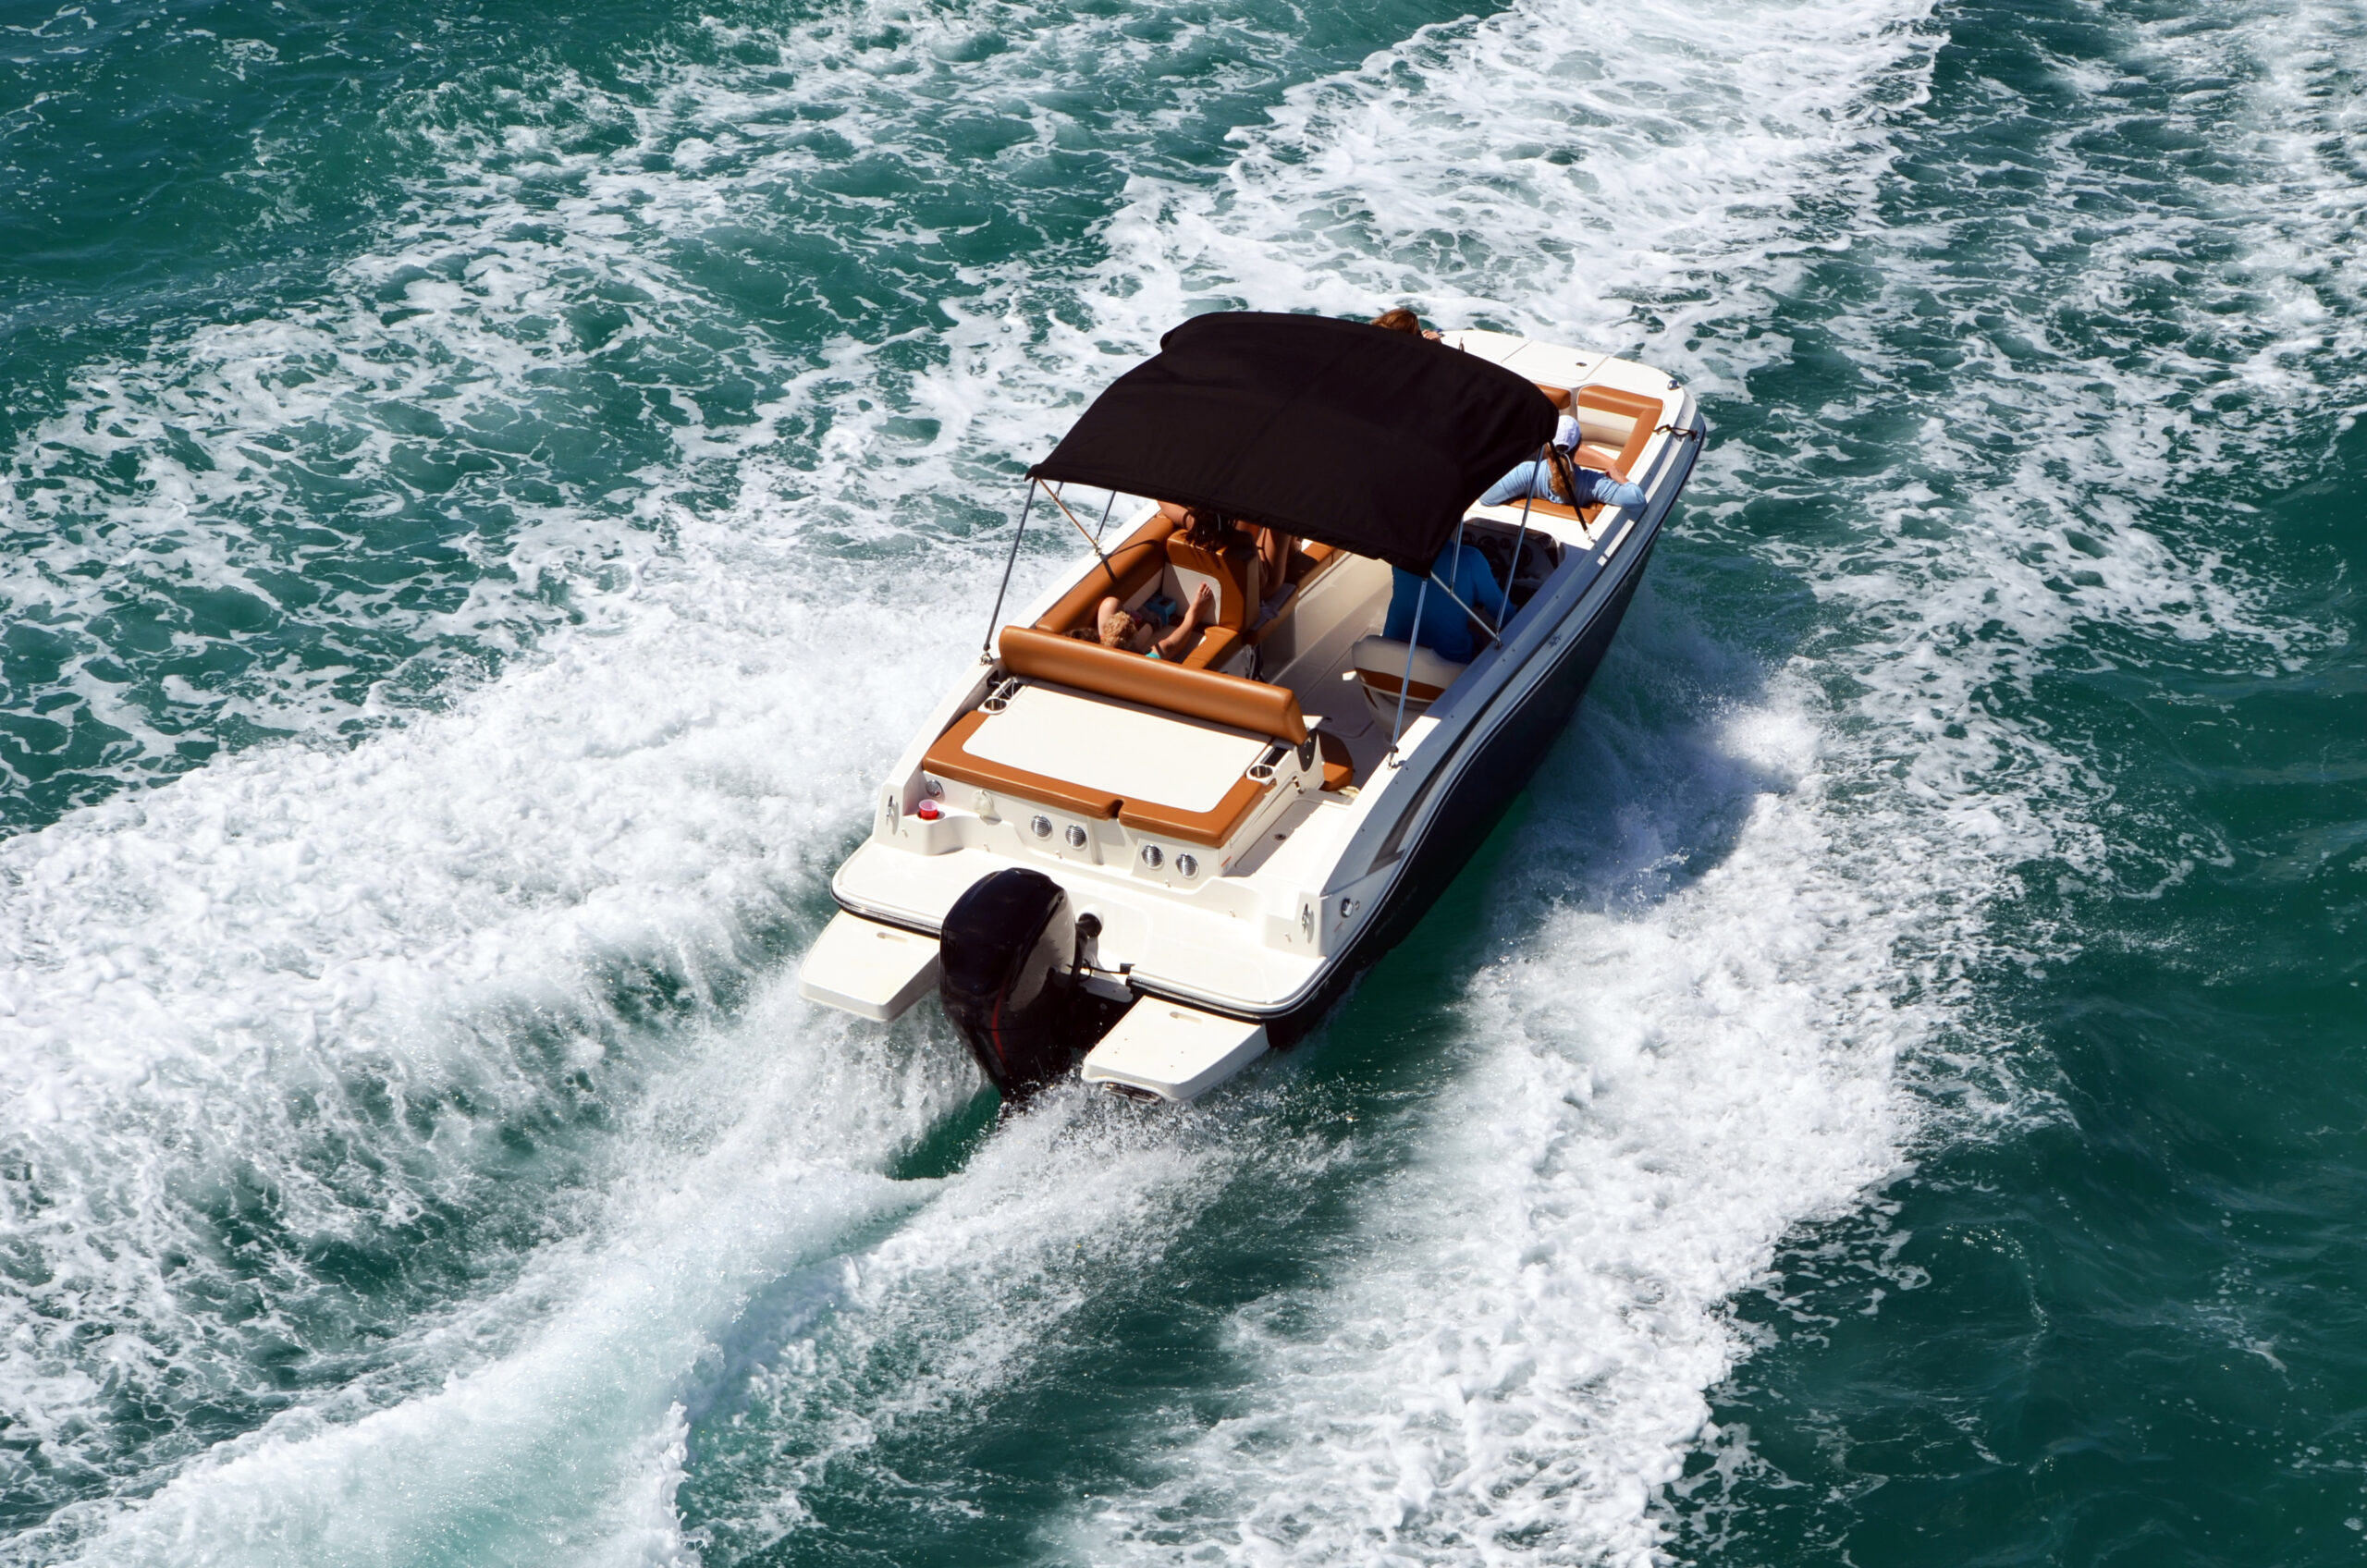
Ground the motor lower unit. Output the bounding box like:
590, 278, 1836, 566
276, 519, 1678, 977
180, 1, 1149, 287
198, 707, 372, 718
937, 868, 1097, 1098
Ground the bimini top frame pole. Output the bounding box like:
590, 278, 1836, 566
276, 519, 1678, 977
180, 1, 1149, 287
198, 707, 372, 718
982, 480, 1133, 659
1497, 442, 1545, 635
1387, 570, 1429, 768
1390, 489, 1530, 765
1042, 482, 1117, 573
981, 481, 1040, 658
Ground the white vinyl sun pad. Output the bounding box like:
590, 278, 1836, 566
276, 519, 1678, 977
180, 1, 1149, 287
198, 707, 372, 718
964, 684, 1267, 814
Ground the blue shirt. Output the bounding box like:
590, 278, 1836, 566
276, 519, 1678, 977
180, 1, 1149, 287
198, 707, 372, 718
1383, 540, 1508, 665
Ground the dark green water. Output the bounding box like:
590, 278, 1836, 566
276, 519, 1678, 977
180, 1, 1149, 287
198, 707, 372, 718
3, 0, 2362, 1562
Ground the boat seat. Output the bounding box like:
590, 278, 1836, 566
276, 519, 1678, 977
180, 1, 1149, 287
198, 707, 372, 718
1032, 516, 1176, 637
1317, 729, 1355, 792
924, 698, 1277, 850
1573, 385, 1664, 482
998, 626, 1308, 743
1120, 720, 1352, 841
1350, 635, 1467, 717
927, 629, 1314, 851
1164, 530, 1257, 670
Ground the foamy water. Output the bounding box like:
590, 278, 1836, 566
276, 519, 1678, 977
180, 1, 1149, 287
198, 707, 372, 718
5, 0, 2362, 1561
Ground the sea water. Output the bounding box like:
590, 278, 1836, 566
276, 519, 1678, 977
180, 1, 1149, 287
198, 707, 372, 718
3, 0, 2362, 1562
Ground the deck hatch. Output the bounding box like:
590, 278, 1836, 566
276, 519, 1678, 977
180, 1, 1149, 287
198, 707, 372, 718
963, 685, 1266, 815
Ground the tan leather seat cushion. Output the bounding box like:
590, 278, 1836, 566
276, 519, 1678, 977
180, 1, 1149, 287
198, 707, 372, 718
1181, 624, 1242, 671
1164, 533, 1256, 668
1575, 386, 1664, 481
1164, 533, 1254, 629
1000, 626, 1307, 744
1352, 634, 1466, 704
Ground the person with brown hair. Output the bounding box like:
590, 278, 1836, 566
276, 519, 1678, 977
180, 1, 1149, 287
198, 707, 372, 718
1177, 505, 1230, 549
1371, 306, 1441, 340
1480, 415, 1647, 510
1093, 583, 1216, 661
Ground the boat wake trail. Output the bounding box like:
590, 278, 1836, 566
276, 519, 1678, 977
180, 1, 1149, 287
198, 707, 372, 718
1, 0, 1399, 1558
1042, 0, 2361, 1560
5, 0, 2361, 1560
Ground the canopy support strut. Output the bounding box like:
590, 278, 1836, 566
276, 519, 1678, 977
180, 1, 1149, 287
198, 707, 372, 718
1387, 572, 1429, 768
1043, 482, 1120, 585
1497, 443, 1546, 635
981, 481, 1039, 659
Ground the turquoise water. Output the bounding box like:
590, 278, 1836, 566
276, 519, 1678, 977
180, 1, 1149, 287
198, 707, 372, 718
3, 0, 2362, 1561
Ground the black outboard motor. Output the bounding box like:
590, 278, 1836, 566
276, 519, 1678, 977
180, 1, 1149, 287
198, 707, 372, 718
938, 868, 1092, 1098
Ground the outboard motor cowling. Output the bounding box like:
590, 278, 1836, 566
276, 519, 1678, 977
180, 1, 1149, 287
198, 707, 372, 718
938, 868, 1090, 1097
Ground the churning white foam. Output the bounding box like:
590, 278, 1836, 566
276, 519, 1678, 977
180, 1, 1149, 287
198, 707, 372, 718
24, 971, 975, 1568
0, 0, 1359, 1551
11, 0, 2367, 1558
1044, 0, 2358, 1558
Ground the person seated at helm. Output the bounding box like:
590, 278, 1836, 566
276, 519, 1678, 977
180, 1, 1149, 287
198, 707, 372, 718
1480, 412, 1648, 511
1383, 534, 1508, 666
1157, 502, 1235, 550
1085, 582, 1217, 661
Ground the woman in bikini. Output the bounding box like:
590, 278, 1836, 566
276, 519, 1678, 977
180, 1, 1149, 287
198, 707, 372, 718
1088, 582, 1217, 661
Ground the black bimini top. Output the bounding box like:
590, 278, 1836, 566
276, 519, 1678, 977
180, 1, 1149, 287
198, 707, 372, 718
1028, 312, 1558, 576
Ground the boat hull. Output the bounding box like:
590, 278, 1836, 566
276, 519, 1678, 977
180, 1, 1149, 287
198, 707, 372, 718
821, 386, 1704, 1092
1177, 524, 1662, 1048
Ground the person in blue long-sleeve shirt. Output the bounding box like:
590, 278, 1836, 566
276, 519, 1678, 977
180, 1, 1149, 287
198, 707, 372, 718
1480, 414, 1647, 511
1383, 536, 1507, 665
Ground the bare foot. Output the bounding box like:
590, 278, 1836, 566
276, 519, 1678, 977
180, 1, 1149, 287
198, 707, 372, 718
1155, 584, 1217, 660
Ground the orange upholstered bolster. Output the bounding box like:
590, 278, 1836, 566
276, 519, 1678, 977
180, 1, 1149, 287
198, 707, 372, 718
998, 626, 1308, 744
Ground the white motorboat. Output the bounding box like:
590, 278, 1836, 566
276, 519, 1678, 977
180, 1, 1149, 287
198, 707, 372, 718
800, 312, 1705, 1102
